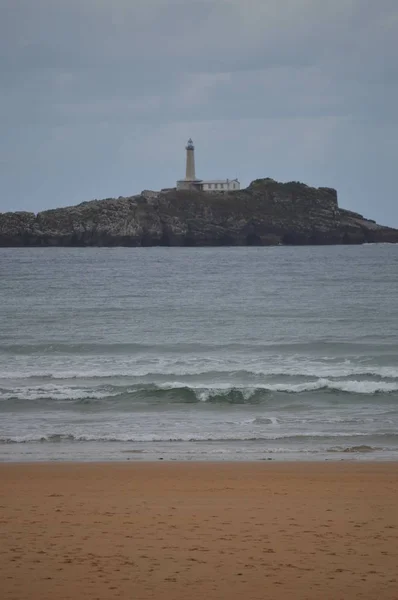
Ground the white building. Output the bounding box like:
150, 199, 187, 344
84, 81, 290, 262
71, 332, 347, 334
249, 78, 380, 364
176, 139, 240, 192
201, 179, 240, 192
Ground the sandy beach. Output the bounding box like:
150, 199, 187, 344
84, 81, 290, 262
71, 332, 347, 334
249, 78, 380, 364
1, 462, 397, 600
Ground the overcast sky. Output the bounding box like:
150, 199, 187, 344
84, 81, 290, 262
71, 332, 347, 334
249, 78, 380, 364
1, 0, 397, 225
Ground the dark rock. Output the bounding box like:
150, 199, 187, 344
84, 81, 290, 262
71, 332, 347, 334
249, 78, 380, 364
1, 178, 397, 246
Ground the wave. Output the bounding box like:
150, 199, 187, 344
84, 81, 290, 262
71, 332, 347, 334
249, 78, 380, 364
2, 363, 398, 379
251, 416, 279, 425
0, 385, 120, 402
327, 445, 382, 453
1, 378, 398, 408
2, 363, 398, 382
2, 432, 398, 445
157, 380, 398, 396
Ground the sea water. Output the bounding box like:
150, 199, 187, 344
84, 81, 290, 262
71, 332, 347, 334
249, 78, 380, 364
0, 245, 397, 461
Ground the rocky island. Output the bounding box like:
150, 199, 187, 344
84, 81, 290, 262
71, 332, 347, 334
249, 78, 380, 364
1, 178, 398, 247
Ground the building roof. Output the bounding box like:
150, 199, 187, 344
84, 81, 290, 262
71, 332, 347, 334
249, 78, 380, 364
201, 179, 239, 184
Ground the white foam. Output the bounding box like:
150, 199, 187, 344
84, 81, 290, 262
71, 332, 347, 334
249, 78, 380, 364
0, 385, 118, 402
2, 377, 397, 404
2, 430, 394, 444
1, 361, 398, 381
157, 379, 398, 395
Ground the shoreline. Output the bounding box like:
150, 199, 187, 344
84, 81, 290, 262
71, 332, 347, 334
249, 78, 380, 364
2, 438, 397, 464
1, 457, 398, 464
2, 461, 398, 600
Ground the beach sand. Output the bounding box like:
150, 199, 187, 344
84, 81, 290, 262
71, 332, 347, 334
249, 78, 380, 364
1, 462, 397, 600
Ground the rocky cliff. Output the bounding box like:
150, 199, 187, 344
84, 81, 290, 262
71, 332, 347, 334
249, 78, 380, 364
1, 178, 398, 247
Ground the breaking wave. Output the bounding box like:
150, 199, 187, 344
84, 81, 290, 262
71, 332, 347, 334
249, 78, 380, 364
1, 433, 398, 446
1, 378, 398, 409
327, 445, 381, 453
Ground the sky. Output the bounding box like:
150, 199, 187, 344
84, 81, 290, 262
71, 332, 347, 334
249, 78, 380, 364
1, 0, 397, 226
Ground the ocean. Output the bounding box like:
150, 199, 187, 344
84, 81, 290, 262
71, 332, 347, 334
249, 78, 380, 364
0, 245, 397, 462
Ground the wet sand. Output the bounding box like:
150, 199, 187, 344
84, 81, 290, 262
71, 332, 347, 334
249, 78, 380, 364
1, 462, 397, 600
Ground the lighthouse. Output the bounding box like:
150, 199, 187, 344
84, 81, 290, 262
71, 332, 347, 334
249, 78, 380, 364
176, 138, 203, 191
176, 138, 240, 192
185, 138, 196, 180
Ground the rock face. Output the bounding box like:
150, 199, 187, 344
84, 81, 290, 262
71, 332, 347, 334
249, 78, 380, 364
1, 178, 398, 247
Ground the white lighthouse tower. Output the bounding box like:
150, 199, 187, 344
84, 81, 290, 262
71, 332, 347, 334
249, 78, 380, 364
176, 138, 203, 191
185, 138, 196, 180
